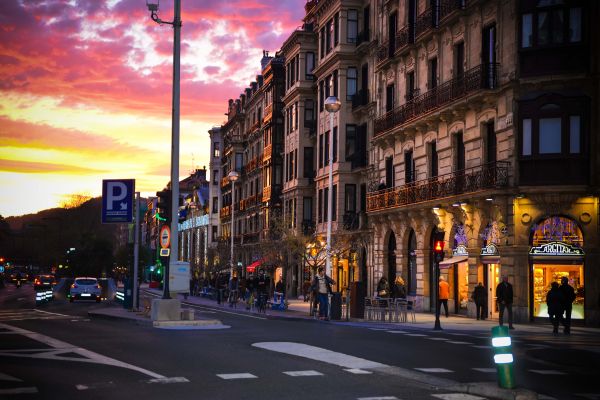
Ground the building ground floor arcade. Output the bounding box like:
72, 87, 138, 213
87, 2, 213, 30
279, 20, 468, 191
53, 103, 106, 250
368, 193, 600, 326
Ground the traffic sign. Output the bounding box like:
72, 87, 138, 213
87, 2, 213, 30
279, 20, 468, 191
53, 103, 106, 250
159, 225, 171, 249
160, 248, 170, 257
102, 179, 135, 223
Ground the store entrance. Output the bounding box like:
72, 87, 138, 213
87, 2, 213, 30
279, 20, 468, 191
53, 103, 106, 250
484, 263, 500, 319
532, 263, 584, 319
446, 261, 469, 315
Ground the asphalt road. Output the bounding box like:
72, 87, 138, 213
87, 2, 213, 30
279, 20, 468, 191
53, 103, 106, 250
1, 282, 599, 400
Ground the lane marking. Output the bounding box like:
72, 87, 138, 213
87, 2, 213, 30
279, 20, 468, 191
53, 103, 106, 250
385, 330, 408, 334
76, 382, 115, 390
0, 387, 38, 394
252, 342, 388, 370
357, 396, 398, 400
432, 394, 486, 400
414, 368, 453, 373
529, 369, 567, 375
0, 322, 166, 379
404, 333, 427, 337
472, 368, 496, 373
0, 372, 23, 381
345, 369, 373, 375
470, 345, 492, 349
283, 370, 323, 377
147, 377, 189, 384
427, 338, 449, 341
446, 341, 472, 345
216, 373, 257, 380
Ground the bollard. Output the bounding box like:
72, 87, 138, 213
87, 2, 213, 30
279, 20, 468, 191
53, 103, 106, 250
491, 325, 515, 389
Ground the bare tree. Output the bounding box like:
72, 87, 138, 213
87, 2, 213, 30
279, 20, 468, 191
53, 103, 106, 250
60, 193, 92, 209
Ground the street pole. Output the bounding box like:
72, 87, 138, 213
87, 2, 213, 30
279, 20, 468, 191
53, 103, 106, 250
133, 192, 140, 311
230, 178, 235, 277
434, 260, 441, 330
324, 96, 340, 278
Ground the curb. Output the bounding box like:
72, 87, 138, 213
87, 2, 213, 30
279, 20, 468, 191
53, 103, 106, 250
448, 382, 538, 400
88, 310, 153, 327
152, 319, 222, 327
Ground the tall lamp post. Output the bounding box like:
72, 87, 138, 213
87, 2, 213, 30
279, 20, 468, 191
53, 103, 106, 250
324, 96, 341, 277
146, 0, 182, 286
228, 171, 239, 277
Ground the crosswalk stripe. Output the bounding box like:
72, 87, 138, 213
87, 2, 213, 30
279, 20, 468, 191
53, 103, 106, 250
357, 397, 398, 400
404, 333, 427, 337
344, 369, 373, 375
529, 369, 567, 375
446, 341, 472, 345
0, 387, 38, 395
471, 345, 492, 349
432, 394, 486, 399
283, 370, 323, 377
414, 368, 453, 373
472, 368, 496, 373
427, 338, 449, 341
216, 373, 257, 380
386, 330, 408, 334
0, 372, 23, 382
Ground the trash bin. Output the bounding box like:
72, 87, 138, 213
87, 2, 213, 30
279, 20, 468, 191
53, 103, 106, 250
123, 278, 133, 309
350, 281, 366, 318
330, 292, 342, 320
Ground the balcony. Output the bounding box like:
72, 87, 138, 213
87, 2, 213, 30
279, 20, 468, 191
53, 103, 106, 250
245, 156, 260, 174
263, 104, 273, 123
221, 176, 230, 188
262, 186, 272, 203
395, 26, 414, 55
342, 212, 360, 230
351, 89, 369, 110
439, 0, 466, 21
374, 63, 499, 137
367, 161, 509, 213
263, 144, 273, 163
247, 120, 261, 135
220, 205, 231, 219
240, 194, 260, 211
415, 7, 435, 38
376, 42, 389, 66
356, 29, 370, 46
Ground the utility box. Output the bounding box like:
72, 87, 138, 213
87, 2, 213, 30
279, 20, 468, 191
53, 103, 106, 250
330, 292, 342, 320
169, 261, 190, 294
123, 278, 133, 309
350, 281, 366, 319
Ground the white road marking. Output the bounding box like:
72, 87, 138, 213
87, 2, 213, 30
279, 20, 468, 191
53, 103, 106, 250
252, 342, 388, 370
529, 369, 567, 375
216, 373, 257, 380
427, 337, 449, 341
414, 368, 453, 373
0, 322, 166, 379
446, 341, 472, 345
345, 369, 373, 375
537, 395, 558, 400
0, 387, 38, 394
471, 345, 492, 349
0, 372, 23, 382
357, 396, 398, 400
283, 370, 323, 377
432, 394, 486, 400
75, 382, 115, 390
147, 377, 189, 384
472, 368, 496, 373
386, 330, 408, 334
404, 333, 427, 337
369, 328, 389, 331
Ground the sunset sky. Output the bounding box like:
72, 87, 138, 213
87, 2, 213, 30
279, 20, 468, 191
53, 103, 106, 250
0, 0, 305, 217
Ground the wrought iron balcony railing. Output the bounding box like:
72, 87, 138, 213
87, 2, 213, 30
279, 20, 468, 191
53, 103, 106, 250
367, 161, 509, 213
356, 29, 370, 46
374, 63, 499, 137
351, 89, 369, 109
263, 144, 273, 162
342, 212, 360, 230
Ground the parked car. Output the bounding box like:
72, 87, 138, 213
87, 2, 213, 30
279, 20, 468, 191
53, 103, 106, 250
69, 277, 102, 303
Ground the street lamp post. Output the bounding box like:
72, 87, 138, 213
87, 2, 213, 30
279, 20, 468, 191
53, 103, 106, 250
228, 171, 240, 277
146, 0, 182, 294
324, 96, 341, 278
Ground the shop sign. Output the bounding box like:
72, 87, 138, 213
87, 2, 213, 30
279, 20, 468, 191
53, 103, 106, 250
481, 243, 500, 257
529, 241, 584, 257
453, 245, 469, 257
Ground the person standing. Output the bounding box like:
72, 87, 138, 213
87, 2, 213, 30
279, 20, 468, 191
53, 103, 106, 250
496, 275, 514, 329
472, 282, 487, 320
559, 276, 576, 334
546, 281, 564, 334
310, 267, 336, 320
438, 276, 449, 318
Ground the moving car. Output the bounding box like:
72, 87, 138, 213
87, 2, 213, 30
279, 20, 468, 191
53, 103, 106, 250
34, 274, 56, 303
69, 277, 102, 303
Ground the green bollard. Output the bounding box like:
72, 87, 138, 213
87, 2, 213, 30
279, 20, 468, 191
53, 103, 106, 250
491, 326, 515, 389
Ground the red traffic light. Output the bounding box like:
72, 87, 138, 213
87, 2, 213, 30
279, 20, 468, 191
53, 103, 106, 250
434, 240, 444, 252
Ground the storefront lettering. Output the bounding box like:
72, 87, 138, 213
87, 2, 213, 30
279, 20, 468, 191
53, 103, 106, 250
529, 241, 584, 257
453, 245, 469, 257
480, 243, 499, 257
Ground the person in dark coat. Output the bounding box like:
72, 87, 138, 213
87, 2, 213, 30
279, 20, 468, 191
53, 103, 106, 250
472, 282, 488, 320
496, 275, 514, 329
559, 276, 576, 334
310, 267, 336, 320
546, 281, 565, 334
376, 277, 390, 298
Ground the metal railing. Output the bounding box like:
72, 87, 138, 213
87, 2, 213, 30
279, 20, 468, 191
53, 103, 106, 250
374, 63, 499, 137
351, 89, 369, 109
367, 161, 510, 212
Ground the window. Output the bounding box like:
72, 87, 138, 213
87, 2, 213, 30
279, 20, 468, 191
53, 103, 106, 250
304, 99, 314, 126
406, 71, 415, 100
212, 169, 219, 185
486, 121, 497, 163
320, 27, 325, 58
212, 197, 218, 214
405, 150, 415, 184
454, 42, 464, 78
523, 119, 532, 155
333, 70, 338, 97
304, 147, 314, 179
306, 52, 315, 78
324, 130, 330, 166
213, 142, 220, 158
332, 185, 337, 221
428, 141, 438, 178
455, 132, 465, 171
294, 149, 298, 179
347, 67, 357, 101
386, 84, 394, 112
333, 127, 338, 163
539, 118, 562, 154
570, 116, 580, 153
235, 152, 243, 172
428, 58, 438, 89
318, 189, 323, 223
327, 19, 333, 52
520, 4, 582, 48
385, 156, 394, 188
318, 133, 324, 168
347, 9, 358, 43
303, 197, 313, 222
319, 81, 324, 111
334, 13, 339, 45
324, 188, 329, 221
345, 184, 356, 213
345, 124, 356, 163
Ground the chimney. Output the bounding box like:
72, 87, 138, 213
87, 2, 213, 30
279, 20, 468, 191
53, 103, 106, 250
260, 50, 272, 70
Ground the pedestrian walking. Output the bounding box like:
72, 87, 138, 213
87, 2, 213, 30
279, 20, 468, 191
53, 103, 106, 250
559, 276, 576, 334
438, 276, 449, 318
546, 281, 564, 334
472, 282, 487, 320
496, 275, 514, 329
310, 267, 335, 320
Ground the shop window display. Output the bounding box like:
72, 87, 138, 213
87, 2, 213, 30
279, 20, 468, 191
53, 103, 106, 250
533, 264, 584, 319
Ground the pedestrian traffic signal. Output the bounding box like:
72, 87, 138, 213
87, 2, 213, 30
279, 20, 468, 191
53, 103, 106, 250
433, 231, 445, 263
156, 190, 171, 223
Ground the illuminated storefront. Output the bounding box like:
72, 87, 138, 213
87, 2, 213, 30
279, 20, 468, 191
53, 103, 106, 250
440, 223, 470, 315
480, 243, 501, 319
529, 216, 585, 320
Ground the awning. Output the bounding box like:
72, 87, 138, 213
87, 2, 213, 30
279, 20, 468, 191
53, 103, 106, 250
439, 255, 468, 268
246, 259, 265, 273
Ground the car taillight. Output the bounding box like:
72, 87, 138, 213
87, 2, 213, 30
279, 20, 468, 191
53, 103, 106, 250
96, 284, 101, 289
71, 284, 77, 289
34, 279, 41, 285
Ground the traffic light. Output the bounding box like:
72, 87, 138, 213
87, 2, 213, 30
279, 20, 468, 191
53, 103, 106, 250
156, 190, 172, 223
433, 231, 445, 263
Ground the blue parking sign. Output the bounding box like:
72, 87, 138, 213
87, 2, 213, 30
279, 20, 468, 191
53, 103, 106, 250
102, 179, 135, 223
